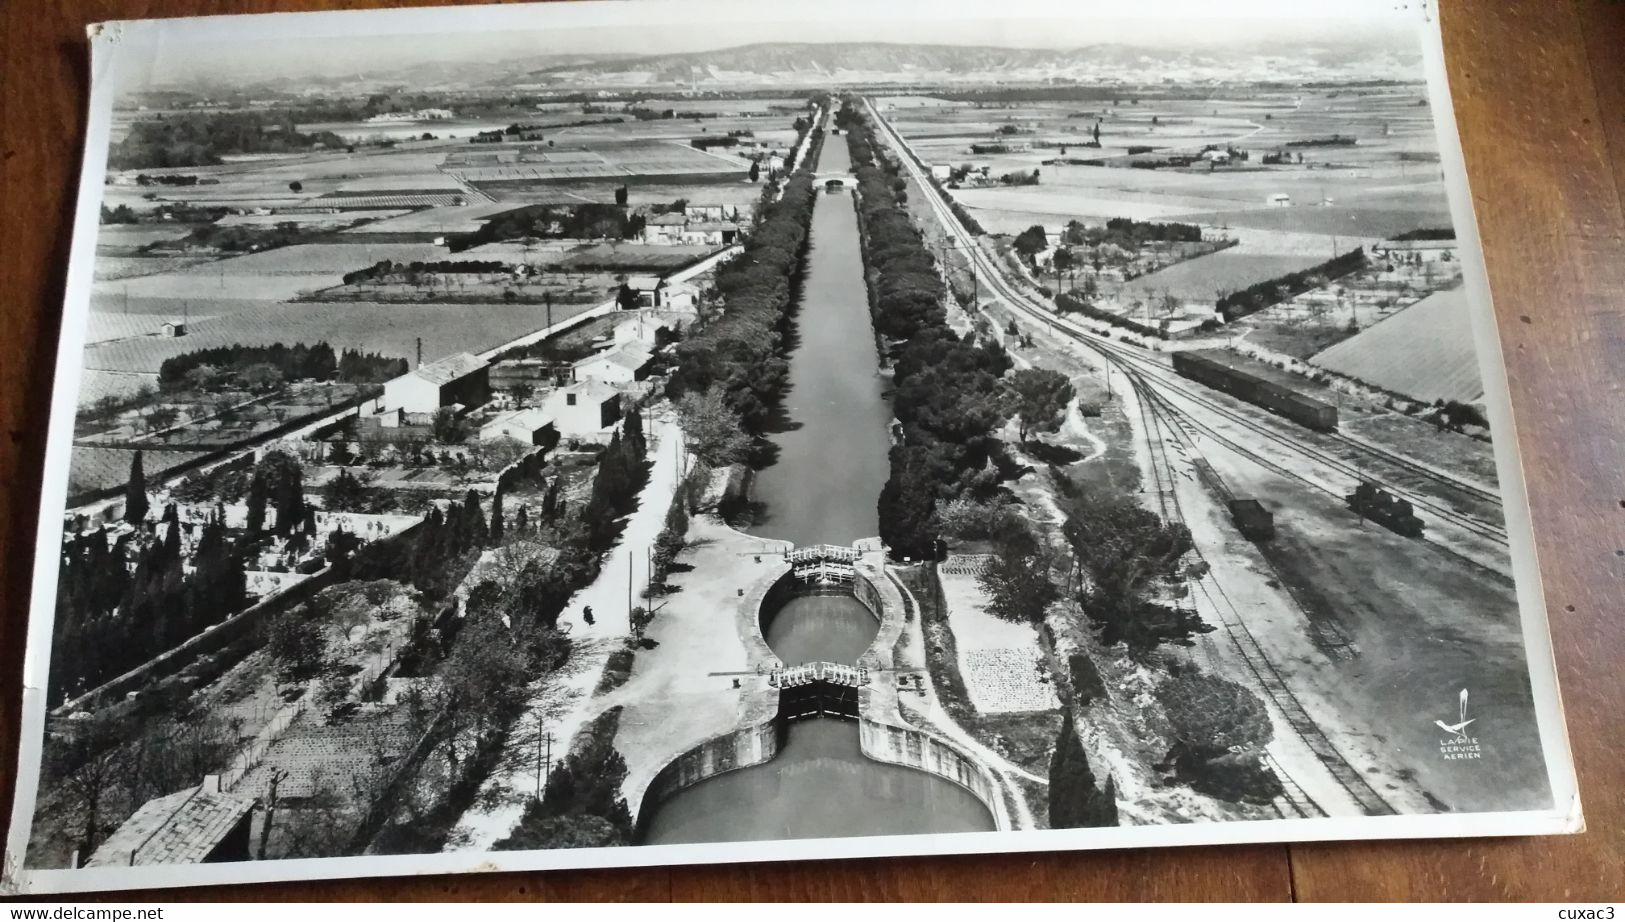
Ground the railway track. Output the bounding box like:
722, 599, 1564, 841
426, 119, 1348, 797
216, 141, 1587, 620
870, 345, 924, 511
865, 99, 1507, 559
1088, 341, 1509, 550
867, 99, 1403, 818
1133, 366, 1394, 818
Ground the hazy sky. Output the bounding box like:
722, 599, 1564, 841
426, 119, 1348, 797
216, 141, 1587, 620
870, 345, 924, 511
108, 0, 1420, 88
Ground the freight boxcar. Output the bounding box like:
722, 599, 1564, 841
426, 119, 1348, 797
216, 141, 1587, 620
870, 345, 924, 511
1345, 480, 1425, 537
1171, 350, 1339, 432
1228, 498, 1276, 541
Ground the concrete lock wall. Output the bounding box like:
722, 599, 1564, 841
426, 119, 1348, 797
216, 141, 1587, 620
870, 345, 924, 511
633, 718, 780, 837
857, 719, 1006, 830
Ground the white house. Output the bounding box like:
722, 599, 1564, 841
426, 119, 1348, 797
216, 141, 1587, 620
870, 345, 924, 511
681, 221, 740, 247
479, 408, 556, 446
613, 313, 675, 348
641, 213, 689, 245
544, 380, 622, 438
655, 281, 700, 314
930, 164, 953, 180
573, 343, 654, 386
381, 352, 490, 416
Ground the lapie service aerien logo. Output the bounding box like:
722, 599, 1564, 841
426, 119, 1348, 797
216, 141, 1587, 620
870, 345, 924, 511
1435, 688, 1482, 760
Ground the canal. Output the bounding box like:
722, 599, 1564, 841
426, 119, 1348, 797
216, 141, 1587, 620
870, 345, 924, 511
641, 131, 996, 845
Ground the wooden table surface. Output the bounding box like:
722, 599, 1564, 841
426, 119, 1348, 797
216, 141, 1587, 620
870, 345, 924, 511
1, 0, 1621, 902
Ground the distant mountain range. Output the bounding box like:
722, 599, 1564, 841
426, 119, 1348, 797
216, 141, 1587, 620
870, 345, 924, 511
516, 41, 1423, 87
152, 39, 1422, 97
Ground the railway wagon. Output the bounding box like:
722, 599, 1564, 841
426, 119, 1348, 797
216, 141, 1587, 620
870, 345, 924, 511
1171, 350, 1339, 432
1228, 498, 1276, 541
1346, 481, 1425, 538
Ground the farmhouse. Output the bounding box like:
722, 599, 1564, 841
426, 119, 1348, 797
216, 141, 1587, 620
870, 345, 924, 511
641, 213, 690, 245
613, 311, 679, 348
161, 321, 188, 337
544, 380, 622, 438
479, 407, 557, 447
381, 352, 490, 416
931, 163, 953, 180
85, 776, 256, 867
622, 275, 675, 309
573, 343, 654, 385
683, 221, 741, 246
654, 281, 700, 314
640, 212, 741, 247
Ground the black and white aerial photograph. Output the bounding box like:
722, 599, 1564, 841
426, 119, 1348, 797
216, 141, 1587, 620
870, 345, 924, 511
3, 0, 1579, 895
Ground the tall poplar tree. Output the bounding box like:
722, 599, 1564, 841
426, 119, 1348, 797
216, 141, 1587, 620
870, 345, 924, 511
125, 451, 150, 523
1048, 710, 1119, 828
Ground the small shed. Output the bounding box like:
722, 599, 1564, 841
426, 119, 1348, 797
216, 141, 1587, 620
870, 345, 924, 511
84, 775, 256, 867
161, 321, 188, 338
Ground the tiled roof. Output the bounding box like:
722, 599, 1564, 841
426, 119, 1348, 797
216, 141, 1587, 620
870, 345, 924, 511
645, 213, 689, 226
406, 352, 488, 386
576, 344, 653, 373
625, 275, 663, 291
85, 785, 256, 867
483, 408, 554, 432
554, 380, 621, 405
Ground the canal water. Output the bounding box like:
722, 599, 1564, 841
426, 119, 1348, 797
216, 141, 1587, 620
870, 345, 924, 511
743, 136, 893, 549
641, 133, 996, 845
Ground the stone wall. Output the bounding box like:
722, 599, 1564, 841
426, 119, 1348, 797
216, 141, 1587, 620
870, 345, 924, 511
632, 718, 780, 840
857, 718, 1007, 830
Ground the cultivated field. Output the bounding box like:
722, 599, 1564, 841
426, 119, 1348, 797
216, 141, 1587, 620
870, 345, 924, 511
1311, 286, 1487, 403
79, 300, 581, 400
1125, 251, 1324, 302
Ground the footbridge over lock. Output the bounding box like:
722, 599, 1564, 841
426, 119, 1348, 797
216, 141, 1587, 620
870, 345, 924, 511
786, 543, 863, 584
771, 661, 870, 721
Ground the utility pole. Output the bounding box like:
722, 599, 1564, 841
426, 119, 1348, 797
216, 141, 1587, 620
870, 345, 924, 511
535, 730, 554, 801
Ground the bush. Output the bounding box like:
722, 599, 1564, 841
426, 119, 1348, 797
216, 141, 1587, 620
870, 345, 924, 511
1067, 653, 1108, 706
1155, 669, 1272, 765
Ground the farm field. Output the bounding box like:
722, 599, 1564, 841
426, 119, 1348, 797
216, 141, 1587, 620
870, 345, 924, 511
69, 446, 215, 496
1166, 204, 1451, 239
93, 255, 218, 282
215, 210, 408, 228
891, 88, 1452, 259
1311, 286, 1486, 403
340, 203, 525, 235
95, 224, 198, 250
80, 300, 582, 396
479, 178, 765, 208
90, 242, 452, 301
1122, 250, 1324, 302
